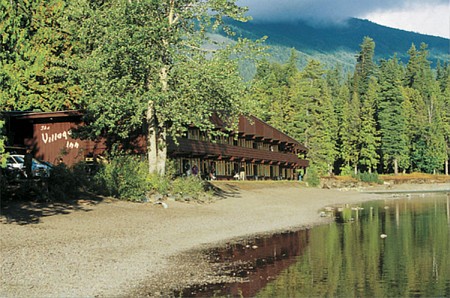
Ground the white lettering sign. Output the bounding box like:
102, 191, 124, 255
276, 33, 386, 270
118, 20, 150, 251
41, 129, 79, 149
66, 141, 80, 149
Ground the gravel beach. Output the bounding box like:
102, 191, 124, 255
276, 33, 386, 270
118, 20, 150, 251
1, 181, 447, 297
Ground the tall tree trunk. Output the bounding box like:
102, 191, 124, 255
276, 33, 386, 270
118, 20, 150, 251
157, 124, 167, 175
147, 101, 158, 174
146, 1, 175, 175
445, 159, 448, 175
147, 101, 167, 175
147, 64, 170, 175
394, 158, 398, 175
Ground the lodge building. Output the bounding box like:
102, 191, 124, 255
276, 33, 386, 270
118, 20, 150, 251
169, 115, 308, 180
3, 111, 308, 180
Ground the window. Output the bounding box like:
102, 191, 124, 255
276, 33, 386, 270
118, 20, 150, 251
188, 128, 200, 140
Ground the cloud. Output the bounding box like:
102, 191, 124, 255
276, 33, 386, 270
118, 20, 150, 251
363, 4, 450, 38
238, 0, 448, 26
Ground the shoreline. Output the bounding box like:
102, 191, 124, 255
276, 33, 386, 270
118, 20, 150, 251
1, 182, 448, 297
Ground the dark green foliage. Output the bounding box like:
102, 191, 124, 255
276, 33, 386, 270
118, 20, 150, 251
47, 163, 90, 200
171, 176, 211, 201
223, 18, 449, 78
2, 1, 448, 180
250, 37, 449, 177
354, 37, 376, 97
351, 172, 383, 184
0, 0, 82, 111
64, 0, 258, 174
377, 57, 409, 173
92, 155, 209, 201
358, 77, 380, 172
93, 155, 150, 201
305, 166, 320, 187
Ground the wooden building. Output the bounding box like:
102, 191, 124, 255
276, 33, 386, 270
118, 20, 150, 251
3, 111, 308, 180
169, 115, 308, 180
3, 111, 107, 165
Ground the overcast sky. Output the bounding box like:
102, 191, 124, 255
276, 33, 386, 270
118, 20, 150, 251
237, 0, 449, 38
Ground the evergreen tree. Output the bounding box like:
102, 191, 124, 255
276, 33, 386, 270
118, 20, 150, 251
442, 73, 450, 175
405, 43, 434, 96
423, 82, 447, 173
285, 69, 311, 146
332, 81, 350, 173
250, 51, 302, 138
359, 77, 380, 173
353, 37, 376, 98
301, 60, 337, 175
402, 87, 426, 172
248, 59, 279, 122
339, 91, 360, 174
436, 60, 450, 92
326, 64, 344, 100
378, 57, 409, 174
404, 42, 446, 173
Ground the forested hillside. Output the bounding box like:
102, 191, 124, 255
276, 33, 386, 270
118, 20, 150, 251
1, 1, 449, 178
247, 39, 450, 176
223, 18, 449, 78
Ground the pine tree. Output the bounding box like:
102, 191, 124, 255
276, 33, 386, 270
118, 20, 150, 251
353, 37, 376, 98
402, 87, 426, 172
283, 53, 313, 145
339, 91, 360, 174
359, 77, 380, 173
442, 74, 450, 175
424, 82, 447, 173
436, 60, 450, 92
404, 42, 446, 173
378, 57, 409, 174
286, 71, 309, 143
333, 81, 350, 173
301, 60, 337, 175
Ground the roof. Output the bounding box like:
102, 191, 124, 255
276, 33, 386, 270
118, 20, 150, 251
3, 110, 82, 120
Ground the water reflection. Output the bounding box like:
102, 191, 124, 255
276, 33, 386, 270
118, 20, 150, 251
176, 230, 311, 297
179, 195, 450, 297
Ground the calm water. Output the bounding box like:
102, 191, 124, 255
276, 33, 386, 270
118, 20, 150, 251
180, 194, 450, 297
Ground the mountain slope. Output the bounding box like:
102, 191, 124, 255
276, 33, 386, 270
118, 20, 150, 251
223, 18, 449, 75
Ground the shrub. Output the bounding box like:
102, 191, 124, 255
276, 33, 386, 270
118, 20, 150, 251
305, 166, 320, 187
147, 173, 171, 195
340, 165, 354, 176
0, 169, 7, 200
93, 155, 150, 201
351, 172, 383, 184
171, 176, 211, 201
47, 163, 90, 200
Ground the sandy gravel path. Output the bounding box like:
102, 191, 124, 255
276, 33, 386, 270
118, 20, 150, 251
1, 181, 437, 297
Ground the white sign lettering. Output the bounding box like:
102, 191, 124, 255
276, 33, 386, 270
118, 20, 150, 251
41, 129, 79, 149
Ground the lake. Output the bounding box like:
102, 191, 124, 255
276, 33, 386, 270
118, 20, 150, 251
178, 194, 450, 297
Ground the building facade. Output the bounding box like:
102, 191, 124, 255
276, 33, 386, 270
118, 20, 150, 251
3, 111, 308, 180
168, 115, 308, 180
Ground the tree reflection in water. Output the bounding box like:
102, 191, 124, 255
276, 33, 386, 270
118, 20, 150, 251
177, 195, 450, 297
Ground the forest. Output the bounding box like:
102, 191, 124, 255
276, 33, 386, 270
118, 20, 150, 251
249, 41, 450, 176
1, 0, 449, 178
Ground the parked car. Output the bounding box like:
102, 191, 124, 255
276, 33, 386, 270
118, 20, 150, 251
6, 154, 52, 178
